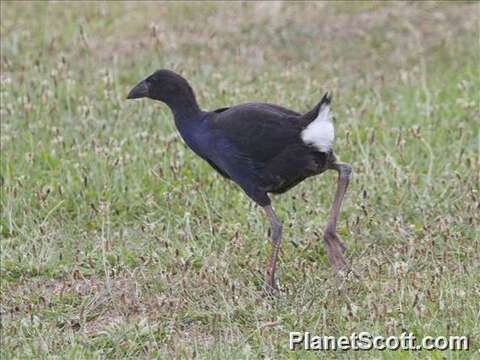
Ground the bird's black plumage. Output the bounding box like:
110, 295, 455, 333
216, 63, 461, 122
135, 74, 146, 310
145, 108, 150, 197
208, 101, 334, 196
128, 70, 333, 206
127, 69, 352, 291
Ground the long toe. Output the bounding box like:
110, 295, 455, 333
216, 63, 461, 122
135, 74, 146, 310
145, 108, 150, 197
326, 246, 349, 287
268, 275, 279, 289
333, 235, 347, 254
264, 278, 279, 297
326, 240, 361, 285
326, 241, 348, 273
325, 230, 347, 254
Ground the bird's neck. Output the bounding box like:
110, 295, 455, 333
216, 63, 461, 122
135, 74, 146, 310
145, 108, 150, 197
170, 100, 201, 120
168, 98, 206, 155
164, 94, 202, 127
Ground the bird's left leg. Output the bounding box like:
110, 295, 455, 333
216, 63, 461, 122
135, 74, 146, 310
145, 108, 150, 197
263, 205, 283, 291
324, 162, 352, 273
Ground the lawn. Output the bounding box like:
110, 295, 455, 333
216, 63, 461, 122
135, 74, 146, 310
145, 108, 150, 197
1, 1, 479, 358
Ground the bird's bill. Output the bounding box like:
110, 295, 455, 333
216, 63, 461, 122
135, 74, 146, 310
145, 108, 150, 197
127, 79, 149, 99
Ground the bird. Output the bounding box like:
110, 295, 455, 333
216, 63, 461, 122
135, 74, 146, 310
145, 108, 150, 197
127, 69, 352, 291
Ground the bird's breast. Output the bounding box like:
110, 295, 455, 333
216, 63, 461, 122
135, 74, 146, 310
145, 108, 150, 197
175, 121, 213, 159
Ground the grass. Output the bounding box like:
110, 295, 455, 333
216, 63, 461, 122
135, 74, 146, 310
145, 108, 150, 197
1, 1, 479, 358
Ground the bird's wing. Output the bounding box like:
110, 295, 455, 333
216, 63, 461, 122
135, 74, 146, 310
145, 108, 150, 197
204, 156, 231, 179
207, 103, 303, 165
212, 107, 230, 114
212, 103, 300, 117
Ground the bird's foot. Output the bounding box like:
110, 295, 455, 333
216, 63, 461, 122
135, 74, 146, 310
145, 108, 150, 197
325, 227, 347, 254
326, 243, 361, 286
326, 242, 348, 273
324, 232, 361, 285
335, 237, 347, 254
325, 232, 347, 270
263, 273, 279, 296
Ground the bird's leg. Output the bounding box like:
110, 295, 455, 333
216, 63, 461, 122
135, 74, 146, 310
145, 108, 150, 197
264, 205, 283, 292
324, 162, 352, 273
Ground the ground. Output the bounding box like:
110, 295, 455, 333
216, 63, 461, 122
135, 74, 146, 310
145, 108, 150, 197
1, 1, 479, 359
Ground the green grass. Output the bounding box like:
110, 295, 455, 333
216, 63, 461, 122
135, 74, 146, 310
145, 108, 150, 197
1, 1, 479, 359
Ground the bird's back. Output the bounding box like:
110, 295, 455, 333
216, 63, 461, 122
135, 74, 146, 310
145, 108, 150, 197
204, 100, 335, 194
207, 103, 302, 162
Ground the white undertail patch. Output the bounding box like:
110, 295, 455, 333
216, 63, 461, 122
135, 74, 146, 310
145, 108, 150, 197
301, 104, 334, 152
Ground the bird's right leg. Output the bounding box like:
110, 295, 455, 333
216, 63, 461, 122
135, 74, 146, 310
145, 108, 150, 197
323, 162, 352, 272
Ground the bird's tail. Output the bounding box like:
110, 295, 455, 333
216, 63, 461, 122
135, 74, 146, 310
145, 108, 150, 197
318, 92, 332, 108
300, 92, 335, 152
300, 92, 332, 127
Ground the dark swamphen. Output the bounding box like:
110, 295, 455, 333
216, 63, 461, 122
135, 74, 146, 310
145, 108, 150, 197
127, 69, 352, 291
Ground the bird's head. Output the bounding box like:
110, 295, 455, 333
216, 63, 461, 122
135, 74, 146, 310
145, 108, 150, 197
127, 69, 196, 105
